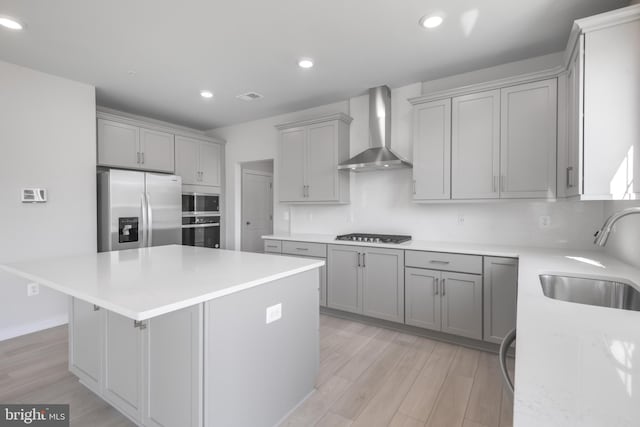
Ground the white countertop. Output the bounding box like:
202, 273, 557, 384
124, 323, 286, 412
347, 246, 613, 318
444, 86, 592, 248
0, 245, 324, 321
263, 233, 640, 426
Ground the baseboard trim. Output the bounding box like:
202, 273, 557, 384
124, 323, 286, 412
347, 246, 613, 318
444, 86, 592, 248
0, 314, 68, 342
320, 307, 509, 355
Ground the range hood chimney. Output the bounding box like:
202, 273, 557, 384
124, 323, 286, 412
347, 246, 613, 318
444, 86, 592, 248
338, 85, 412, 172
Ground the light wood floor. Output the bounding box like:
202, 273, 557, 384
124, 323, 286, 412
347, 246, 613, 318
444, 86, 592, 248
281, 315, 514, 427
0, 315, 513, 427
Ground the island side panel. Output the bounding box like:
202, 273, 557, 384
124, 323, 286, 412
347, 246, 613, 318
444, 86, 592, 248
204, 268, 320, 427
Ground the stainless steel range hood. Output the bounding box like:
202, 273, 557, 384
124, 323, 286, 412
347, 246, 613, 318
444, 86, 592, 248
338, 85, 412, 172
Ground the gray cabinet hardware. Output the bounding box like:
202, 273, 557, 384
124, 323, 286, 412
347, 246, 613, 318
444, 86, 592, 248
441, 278, 446, 296
137, 152, 141, 164
295, 247, 309, 251
93, 304, 100, 311
362, 253, 366, 268
566, 166, 574, 188
133, 320, 146, 330
141, 152, 145, 164
429, 260, 450, 265
357, 252, 361, 267
434, 278, 439, 296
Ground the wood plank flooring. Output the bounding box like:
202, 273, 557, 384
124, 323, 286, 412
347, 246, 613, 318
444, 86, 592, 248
0, 314, 514, 427
282, 315, 514, 427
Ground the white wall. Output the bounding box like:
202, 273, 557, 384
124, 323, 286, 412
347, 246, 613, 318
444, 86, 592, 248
210, 54, 608, 251
0, 60, 96, 340
603, 201, 640, 268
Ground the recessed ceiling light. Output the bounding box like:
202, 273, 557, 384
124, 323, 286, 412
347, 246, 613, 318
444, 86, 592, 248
298, 59, 314, 69
419, 14, 443, 29
200, 90, 213, 99
0, 16, 24, 30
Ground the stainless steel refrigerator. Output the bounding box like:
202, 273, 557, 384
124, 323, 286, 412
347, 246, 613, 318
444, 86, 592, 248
97, 169, 182, 252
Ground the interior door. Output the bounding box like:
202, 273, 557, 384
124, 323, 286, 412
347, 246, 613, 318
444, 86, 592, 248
306, 122, 337, 201
199, 142, 221, 187
139, 128, 175, 173
145, 173, 181, 247
279, 128, 306, 202
175, 136, 200, 185
451, 90, 500, 199
241, 170, 273, 253
500, 79, 557, 198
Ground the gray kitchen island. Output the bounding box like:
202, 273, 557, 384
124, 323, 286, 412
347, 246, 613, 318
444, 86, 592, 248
0, 245, 324, 427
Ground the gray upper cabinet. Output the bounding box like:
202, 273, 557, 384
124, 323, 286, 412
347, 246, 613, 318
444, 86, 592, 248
68, 298, 103, 394
500, 79, 557, 199
327, 244, 403, 322
278, 128, 306, 202
411, 98, 452, 200
562, 7, 640, 200
451, 90, 501, 200
97, 119, 175, 173
139, 127, 175, 173
483, 257, 518, 344
175, 136, 222, 190
97, 119, 140, 170
361, 247, 404, 323
327, 245, 361, 313
143, 305, 203, 427
276, 113, 352, 204
440, 271, 483, 340
103, 310, 144, 423
405, 267, 441, 330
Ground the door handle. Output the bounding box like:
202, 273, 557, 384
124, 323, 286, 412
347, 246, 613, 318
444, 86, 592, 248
434, 278, 439, 296
136, 152, 141, 164
441, 278, 446, 296
362, 253, 366, 268
357, 252, 361, 267
429, 260, 450, 265
146, 193, 153, 247
141, 152, 145, 164
566, 166, 574, 188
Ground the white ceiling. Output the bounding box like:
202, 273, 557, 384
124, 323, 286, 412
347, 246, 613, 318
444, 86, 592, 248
0, 0, 628, 130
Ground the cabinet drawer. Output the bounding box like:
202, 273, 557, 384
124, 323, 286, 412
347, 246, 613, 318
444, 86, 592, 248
405, 250, 482, 274
282, 241, 327, 258
263, 240, 282, 254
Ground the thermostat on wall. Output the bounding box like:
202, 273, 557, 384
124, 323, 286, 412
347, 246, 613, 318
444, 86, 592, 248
21, 188, 47, 203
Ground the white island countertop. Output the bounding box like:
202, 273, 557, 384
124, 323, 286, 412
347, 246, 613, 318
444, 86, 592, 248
0, 245, 324, 321
263, 233, 640, 426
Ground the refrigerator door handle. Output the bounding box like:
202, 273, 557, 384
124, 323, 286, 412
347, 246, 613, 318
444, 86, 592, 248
140, 193, 148, 247
146, 192, 153, 247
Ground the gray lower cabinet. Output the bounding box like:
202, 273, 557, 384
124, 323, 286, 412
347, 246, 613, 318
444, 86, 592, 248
483, 257, 518, 344
104, 311, 144, 423
327, 245, 361, 313
440, 272, 483, 340
327, 245, 404, 322
405, 268, 441, 330
68, 298, 102, 393
69, 298, 203, 427
143, 305, 202, 427
405, 268, 482, 339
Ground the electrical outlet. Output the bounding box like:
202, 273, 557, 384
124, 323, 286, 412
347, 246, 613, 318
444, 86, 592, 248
539, 215, 551, 229
27, 283, 39, 297
266, 303, 282, 324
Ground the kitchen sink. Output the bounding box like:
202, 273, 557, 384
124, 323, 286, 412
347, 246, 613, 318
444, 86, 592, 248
539, 274, 640, 311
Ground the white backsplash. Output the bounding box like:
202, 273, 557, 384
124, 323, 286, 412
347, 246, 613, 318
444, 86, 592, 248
289, 168, 606, 249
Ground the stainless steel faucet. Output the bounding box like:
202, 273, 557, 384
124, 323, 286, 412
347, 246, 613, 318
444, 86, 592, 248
594, 207, 640, 246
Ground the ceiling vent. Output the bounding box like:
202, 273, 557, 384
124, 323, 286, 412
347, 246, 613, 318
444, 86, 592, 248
236, 92, 264, 101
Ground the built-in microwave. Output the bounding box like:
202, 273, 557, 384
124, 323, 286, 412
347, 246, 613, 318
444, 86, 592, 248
182, 193, 221, 249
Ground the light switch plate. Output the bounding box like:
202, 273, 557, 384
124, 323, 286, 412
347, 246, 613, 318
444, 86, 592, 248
22, 188, 47, 203
266, 303, 282, 324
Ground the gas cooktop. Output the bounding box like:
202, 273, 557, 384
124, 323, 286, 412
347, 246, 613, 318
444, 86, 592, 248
335, 233, 412, 244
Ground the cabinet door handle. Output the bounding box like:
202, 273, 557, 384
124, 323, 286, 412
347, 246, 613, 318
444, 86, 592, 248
357, 252, 361, 267
133, 320, 147, 330
362, 253, 366, 268
434, 278, 439, 296
566, 166, 574, 188
141, 152, 145, 164
93, 304, 100, 311
137, 152, 141, 164
295, 247, 309, 251
441, 278, 446, 296
429, 260, 450, 265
